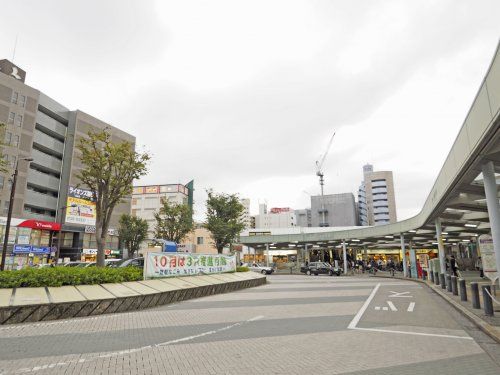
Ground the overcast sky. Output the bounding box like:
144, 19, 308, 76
1, 0, 499, 222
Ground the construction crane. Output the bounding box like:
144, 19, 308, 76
315, 132, 336, 227
315, 132, 336, 196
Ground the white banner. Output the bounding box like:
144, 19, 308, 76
144, 252, 236, 278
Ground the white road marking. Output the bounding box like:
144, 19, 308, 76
13, 315, 265, 373
387, 301, 397, 312
407, 302, 415, 312
353, 327, 473, 340
388, 291, 412, 298
382, 307, 388, 311
347, 283, 380, 329
374, 306, 381, 311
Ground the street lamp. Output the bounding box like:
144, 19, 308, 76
53, 203, 77, 265
0, 157, 34, 271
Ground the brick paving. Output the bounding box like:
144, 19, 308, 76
0, 275, 499, 374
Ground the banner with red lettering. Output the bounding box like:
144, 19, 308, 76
144, 252, 236, 279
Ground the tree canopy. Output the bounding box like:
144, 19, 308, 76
118, 214, 149, 259
204, 190, 245, 253
77, 129, 149, 266
153, 198, 194, 244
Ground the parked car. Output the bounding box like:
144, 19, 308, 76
63, 261, 84, 267
247, 263, 274, 275
300, 262, 341, 276
112, 257, 145, 269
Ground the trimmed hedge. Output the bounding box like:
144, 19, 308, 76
236, 266, 249, 272
0, 266, 143, 288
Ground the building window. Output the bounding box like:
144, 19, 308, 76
10, 156, 16, 168
15, 114, 22, 127
8, 112, 15, 124
19, 95, 26, 108
11, 92, 18, 104
131, 198, 138, 205
3, 201, 9, 214
197, 237, 204, 245
12, 135, 19, 148
4, 132, 11, 145
0, 176, 4, 189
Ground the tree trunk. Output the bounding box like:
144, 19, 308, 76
96, 234, 106, 267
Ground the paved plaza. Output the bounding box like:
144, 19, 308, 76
0, 275, 499, 374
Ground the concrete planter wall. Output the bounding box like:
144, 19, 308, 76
0, 272, 266, 325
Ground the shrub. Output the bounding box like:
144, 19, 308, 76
236, 266, 249, 272
0, 266, 143, 288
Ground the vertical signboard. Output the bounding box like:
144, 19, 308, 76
65, 187, 96, 226
478, 234, 498, 282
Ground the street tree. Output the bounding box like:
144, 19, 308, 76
77, 129, 149, 266
118, 214, 149, 259
204, 190, 245, 254
153, 199, 194, 244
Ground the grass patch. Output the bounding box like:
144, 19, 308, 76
236, 266, 249, 272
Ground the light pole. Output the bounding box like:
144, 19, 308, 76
53, 203, 76, 265
0, 157, 33, 271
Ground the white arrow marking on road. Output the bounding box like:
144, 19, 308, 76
387, 301, 397, 311
389, 291, 412, 298
407, 302, 415, 312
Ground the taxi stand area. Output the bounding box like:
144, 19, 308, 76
241, 42, 500, 283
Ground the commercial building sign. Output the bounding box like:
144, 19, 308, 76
65, 187, 96, 226
479, 234, 498, 282
13, 244, 51, 254
144, 252, 236, 278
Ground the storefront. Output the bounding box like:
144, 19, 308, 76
0, 217, 61, 270
81, 248, 122, 263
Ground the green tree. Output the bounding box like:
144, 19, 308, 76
118, 214, 149, 259
204, 190, 245, 253
76, 129, 150, 266
153, 199, 194, 244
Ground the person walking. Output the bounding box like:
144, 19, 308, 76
450, 255, 458, 277
476, 257, 484, 278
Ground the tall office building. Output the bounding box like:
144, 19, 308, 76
0, 59, 134, 266
310, 193, 357, 227
240, 198, 251, 229
131, 182, 194, 245
358, 164, 397, 226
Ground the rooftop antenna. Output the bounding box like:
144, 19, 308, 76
12, 34, 18, 63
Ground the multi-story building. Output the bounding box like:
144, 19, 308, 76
358, 164, 397, 226
179, 224, 217, 254
131, 182, 194, 245
240, 198, 251, 229
294, 208, 312, 227
310, 193, 358, 227
254, 204, 297, 228
0, 59, 134, 267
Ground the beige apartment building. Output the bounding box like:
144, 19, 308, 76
180, 225, 217, 254
358, 164, 397, 226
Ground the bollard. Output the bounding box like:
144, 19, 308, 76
459, 279, 467, 301
430, 271, 434, 283
471, 282, 480, 309
482, 285, 494, 316
451, 276, 458, 296
446, 275, 452, 292
434, 272, 439, 285
440, 274, 446, 289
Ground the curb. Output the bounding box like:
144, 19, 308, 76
372, 274, 500, 344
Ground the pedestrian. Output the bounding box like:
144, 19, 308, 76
476, 257, 484, 278
450, 255, 458, 277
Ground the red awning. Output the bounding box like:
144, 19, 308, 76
17, 219, 61, 231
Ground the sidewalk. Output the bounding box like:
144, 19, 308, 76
374, 271, 500, 343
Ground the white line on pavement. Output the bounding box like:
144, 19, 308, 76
387, 301, 397, 311
347, 283, 380, 329
352, 327, 473, 340
12, 315, 265, 374
408, 302, 415, 312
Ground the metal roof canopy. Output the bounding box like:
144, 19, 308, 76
240, 42, 500, 251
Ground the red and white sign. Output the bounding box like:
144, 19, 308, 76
270, 207, 291, 214
0, 217, 61, 231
